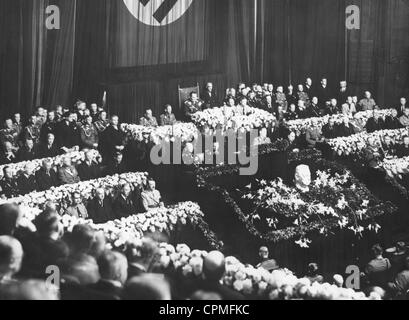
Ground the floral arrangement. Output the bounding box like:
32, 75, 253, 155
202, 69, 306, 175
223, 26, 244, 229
121, 123, 199, 145
242, 169, 382, 247
157, 243, 380, 300
1, 172, 148, 211
286, 109, 394, 135
191, 106, 276, 132
197, 159, 396, 246
0, 150, 101, 179
327, 128, 409, 157
379, 156, 409, 178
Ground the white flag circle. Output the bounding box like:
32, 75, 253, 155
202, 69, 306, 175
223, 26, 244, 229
123, 0, 194, 27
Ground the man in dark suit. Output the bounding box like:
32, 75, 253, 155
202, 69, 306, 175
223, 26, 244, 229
40, 111, 57, 144
16, 139, 37, 162
17, 164, 38, 195
322, 118, 339, 140
87, 188, 113, 224
202, 82, 218, 109
100, 116, 125, 165
35, 159, 59, 191
316, 78, 331, 107
0, 142, 17, 165
58, 156, 80, 185
56, 112, 80, 153
366, 112, 385, 133
112, 184, 136, 219
38, 133, 60, 159
106, 152, 127, 176
337, 117, 355, 138
385, 109, 403, 130
396, 97, 407, 117
0, 167, 19, 199
77, 150, 101, 181
397, 136, 409, 158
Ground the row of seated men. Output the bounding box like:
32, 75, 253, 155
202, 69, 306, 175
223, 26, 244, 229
62, 179, 163, 225
0, 150, 129, 199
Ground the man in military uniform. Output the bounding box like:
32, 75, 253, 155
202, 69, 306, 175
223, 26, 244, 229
23, 115, 41, 146
0, 119, 19, 150
0, 166, 19, 199
275, 86, 288, 112
160, 105, 177, 126
359, 91, 377, 112
140, 109, 158, 127
184, 92, 204, 121
297, 84, 311, 108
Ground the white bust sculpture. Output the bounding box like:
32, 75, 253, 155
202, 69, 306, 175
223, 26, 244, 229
295, 165, 312, 193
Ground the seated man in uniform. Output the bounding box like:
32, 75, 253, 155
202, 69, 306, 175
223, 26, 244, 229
184, 92, 204, 121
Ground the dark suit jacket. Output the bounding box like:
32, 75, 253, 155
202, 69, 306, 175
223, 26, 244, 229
112, 195, 136, 219
87, 198, 114, 224
0, 152, 17, 165
366, 119, 385, 133
385, 117, 403, 130
57, 121, 80, 148
16, 147, 37, 162
337, 124, 355, 137
38, 143, 61, 158
17, 174, 38, 195
35, 168, 59, 191
58, 166, 81, 185
202, 90, 219, 109
77, 162, 101, 181
0, 178, 20, 198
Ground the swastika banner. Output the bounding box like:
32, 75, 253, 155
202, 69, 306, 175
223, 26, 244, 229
111, 0, 207, 67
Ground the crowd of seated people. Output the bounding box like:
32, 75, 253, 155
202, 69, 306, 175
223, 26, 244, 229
1, 201, 407, 300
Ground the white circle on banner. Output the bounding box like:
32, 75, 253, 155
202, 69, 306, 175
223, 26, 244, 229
123, 0, 194, 26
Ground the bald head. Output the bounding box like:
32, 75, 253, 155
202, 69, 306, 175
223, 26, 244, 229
203, 251, 226, 282
123, 274, 171, 300
0, 236, 23, 277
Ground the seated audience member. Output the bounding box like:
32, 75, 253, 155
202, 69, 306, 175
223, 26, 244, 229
305, 263, 324, 284
308, 97, 322, 117
202, 82, 218, 109
305, 120, 324, 148
122, 274, 171, 301
89, 103, 99, 123
159, 105, 177, 126
16, 139, 37, 162
396, 135, 409, 158
0, 279, 59, 300
141, 180, 163, 211
275, 86, 288, 112
285, 104, 299, 121
23, 115, 41, 146
57, 112, 80, 153
196, 251, 244, 300
322, 118, 339, 140
40, 111, 57, 144
261, 94, 275, 114
346, 96, 357, 115
58, 156, 81, 185
351, 113, 366, 134
0, 119, 19, 149
253, 128, 271, 146
382, 135, 397, 158
94, 111, 109, 133
80, 115, 99, 150
399, 108, 409, 127
0, 204, 21, 236
366, 111, 385, 133
325, 99, 339, 115
359, 91, 377, 111
385, 109, 403, 130
297, 84, 310, 107
337, 117, 355, 137
87, 188, 113, 224
184, 92, 204, 121
113, 184, 137, 219
100, 115, 125, 164
388, 257, 409, 298
0, 167, 19, 199
365, 244, 391, 288
38, 133, 60, 158
35, 159, 59, 191
20, 210, 68, 278
364, 137, 384, 168
297, 100, 308, 119
284, 131, 301, 153
12, 114, 23, 140
87, 251, 128, 300
0, 236, 24, 285
17, 164, 38, 195
140, 109, 158, 128
77, 150, 100, 181
316, 78, 330, 107
65, 192, 88, 219
286, 85, 298, 107
106, 152, 127, 176
0, 141, 17, 165
126, 238, 159, 278
396, 97, 407, 117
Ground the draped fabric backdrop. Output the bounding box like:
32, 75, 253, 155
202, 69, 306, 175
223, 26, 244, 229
0, 0, 408, 121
